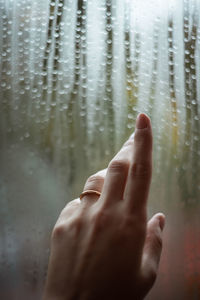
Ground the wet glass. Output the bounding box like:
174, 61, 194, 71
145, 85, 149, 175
0, 0, 200, 299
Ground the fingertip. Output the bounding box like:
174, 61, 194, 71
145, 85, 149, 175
136, 113, 151, 129
134, 113, 152, 148
158, 214, 166, 231
153, 213, 166, 232
142, 213, 165, 288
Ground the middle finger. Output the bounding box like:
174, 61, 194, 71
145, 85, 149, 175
99, 135, 134, 207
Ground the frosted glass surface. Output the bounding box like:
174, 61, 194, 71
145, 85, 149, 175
0, 0, 200, 299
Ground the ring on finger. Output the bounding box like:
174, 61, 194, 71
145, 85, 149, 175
80, 190, 101, 200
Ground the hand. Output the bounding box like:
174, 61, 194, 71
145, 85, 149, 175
43, 113, 165, 300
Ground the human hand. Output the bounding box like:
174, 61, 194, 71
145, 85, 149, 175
43, 113, 165, 300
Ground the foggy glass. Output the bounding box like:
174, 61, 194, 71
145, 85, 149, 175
0, 0, 200, 299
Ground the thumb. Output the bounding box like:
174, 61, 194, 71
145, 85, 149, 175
141, 213, 165, 289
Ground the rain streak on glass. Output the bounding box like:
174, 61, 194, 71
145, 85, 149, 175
0, 0, 200, 299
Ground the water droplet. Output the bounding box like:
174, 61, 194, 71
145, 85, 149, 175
24, 132, 30, 138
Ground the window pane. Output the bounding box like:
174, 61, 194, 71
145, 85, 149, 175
0, 0, 200, 299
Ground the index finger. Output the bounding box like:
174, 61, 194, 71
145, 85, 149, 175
124, 113, 152, 215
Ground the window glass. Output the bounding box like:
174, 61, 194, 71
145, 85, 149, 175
0, 0, 200, 299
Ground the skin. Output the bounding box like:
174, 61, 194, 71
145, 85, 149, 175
43, 113, 165, 300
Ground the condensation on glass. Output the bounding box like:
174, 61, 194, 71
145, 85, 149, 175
0, 0, 200, 299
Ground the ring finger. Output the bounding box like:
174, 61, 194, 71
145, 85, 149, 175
80, 168, 107, 205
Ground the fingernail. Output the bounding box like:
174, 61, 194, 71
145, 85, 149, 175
158, 214, 166, 231
136, 113, 149, 129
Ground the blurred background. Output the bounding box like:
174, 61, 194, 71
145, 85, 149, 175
0, 0, 200, 299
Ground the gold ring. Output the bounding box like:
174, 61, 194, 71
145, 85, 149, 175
80, 190, 101, 200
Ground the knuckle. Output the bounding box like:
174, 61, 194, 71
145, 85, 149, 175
52, 216, 83, 241
130, 162, 152, 178
64, 199, 79, 209
59, 199, 80, 218
51, 223, 66, 241
67, 198, 80, 206
86, 174, 104, 186
91, 209, 110, 231
108, 159, 129, 173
